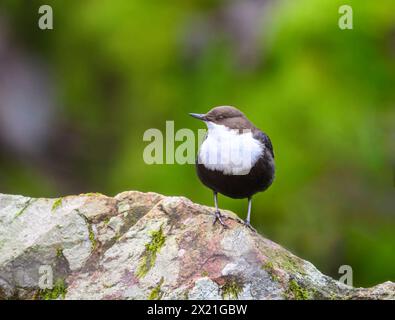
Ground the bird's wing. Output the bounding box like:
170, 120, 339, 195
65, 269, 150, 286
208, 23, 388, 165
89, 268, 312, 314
254, 130, 274, 158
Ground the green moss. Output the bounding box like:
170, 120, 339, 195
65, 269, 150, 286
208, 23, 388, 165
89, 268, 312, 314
51, 198, 63, 212
262, 261, 280, 282
221, 277, 243, 300
84, 192, 104, 197
281, 258, 306, 275
88, 225, 97, 250
15, 199, 34, 218
201, 270, 209, 277
262, 246, 307, 276
76, 210, 98, 251
148, 277, 164, 300
285, 279, 311, 300
56, 248, 63, 258
104, 217, 110, 224
262, 261, 273, 270
39, 279, 67, 300
329, 292, 338, 300
114, 233, 121, 241
135, 225, 166, 278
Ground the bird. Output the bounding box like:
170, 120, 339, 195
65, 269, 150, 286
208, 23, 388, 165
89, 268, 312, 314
189, 106, 275, 228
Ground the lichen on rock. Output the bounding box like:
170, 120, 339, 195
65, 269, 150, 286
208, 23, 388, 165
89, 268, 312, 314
0, 191, 393, 300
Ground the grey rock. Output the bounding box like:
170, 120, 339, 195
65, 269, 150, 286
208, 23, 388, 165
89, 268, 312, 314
0, 191, 393, 300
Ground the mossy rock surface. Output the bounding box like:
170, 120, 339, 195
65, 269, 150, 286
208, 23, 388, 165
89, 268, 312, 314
0, 191, 393, 300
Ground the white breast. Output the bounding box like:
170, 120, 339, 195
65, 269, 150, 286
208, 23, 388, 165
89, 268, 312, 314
198, 122, 264, 176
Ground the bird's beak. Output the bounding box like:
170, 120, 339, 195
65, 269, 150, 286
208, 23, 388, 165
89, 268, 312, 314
189, 113, 206, 121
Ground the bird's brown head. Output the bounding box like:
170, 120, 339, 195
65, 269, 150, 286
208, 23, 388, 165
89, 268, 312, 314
189, 106, 253, 130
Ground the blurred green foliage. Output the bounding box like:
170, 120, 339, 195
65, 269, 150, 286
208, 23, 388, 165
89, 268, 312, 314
0, 0, 394, 286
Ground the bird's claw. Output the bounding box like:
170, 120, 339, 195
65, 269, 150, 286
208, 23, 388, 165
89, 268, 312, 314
213, 210, 228, 228
243, 219, 255, 231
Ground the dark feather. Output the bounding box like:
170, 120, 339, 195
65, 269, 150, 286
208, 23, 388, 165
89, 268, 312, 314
253, 129, 274, 158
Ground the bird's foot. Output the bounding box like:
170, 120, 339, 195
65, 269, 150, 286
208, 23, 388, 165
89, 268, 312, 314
243, 219, 256, 232
213, 210, 228, 228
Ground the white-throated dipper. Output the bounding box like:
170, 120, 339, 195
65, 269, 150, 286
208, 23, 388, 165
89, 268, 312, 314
190, 106, 275, 228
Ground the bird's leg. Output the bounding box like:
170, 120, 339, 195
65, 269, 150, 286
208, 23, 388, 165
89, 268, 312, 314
244, 197, 252, 227
212, 191, 227, 228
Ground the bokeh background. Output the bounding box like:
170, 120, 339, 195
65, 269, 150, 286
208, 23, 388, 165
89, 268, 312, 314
0, 0, 394, 287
